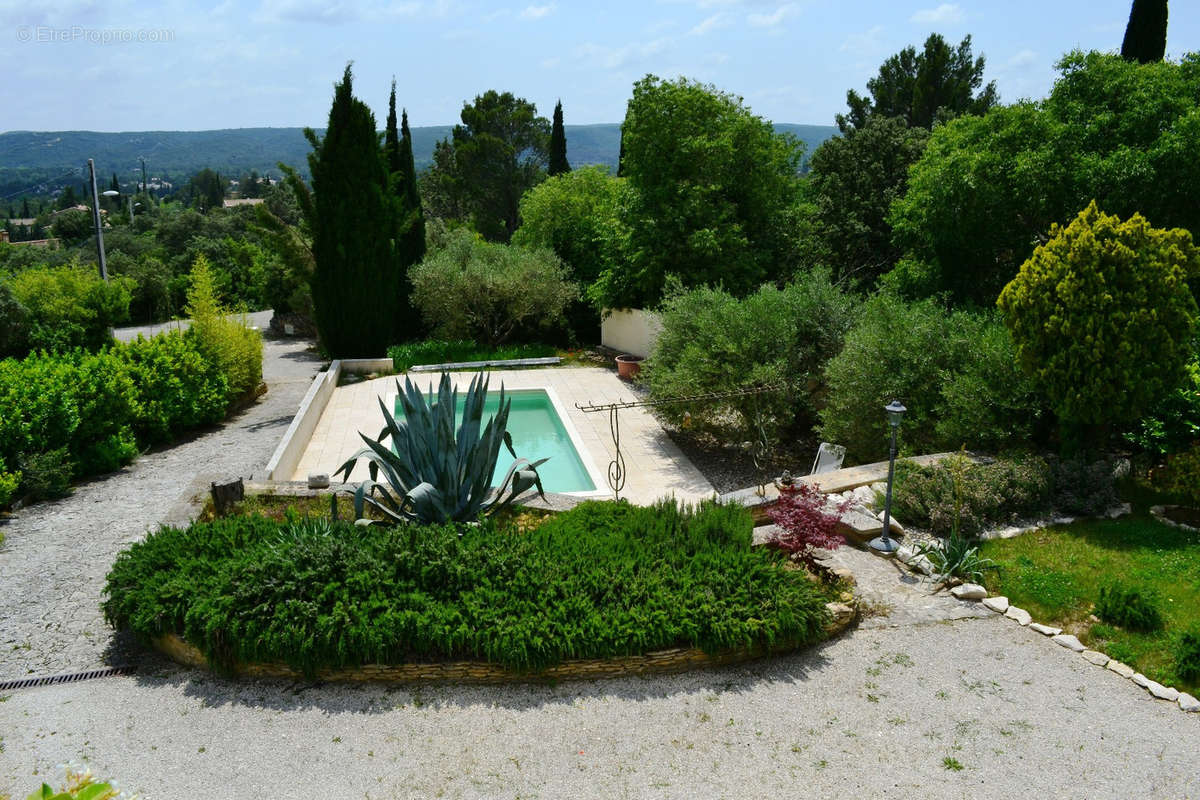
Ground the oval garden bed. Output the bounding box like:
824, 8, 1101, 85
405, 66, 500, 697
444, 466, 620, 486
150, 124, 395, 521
104, 500, 852, 682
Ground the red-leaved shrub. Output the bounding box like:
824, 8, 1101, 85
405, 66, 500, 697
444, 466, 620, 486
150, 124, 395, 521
766, 483, 849, 569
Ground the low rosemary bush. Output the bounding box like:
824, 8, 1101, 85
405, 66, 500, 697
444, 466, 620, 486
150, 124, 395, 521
103, 500, 831, 675
1095, 581, 1164, 632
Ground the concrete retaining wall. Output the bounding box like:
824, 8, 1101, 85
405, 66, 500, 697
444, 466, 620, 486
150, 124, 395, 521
264, 360, 342, 480
601, 308, 662, 359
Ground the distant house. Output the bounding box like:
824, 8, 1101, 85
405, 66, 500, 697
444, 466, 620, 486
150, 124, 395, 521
0, 231, 60, 248
222, 198, 264, 208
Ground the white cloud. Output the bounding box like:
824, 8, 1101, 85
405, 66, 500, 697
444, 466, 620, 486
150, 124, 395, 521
520, 3, 555, 19
747, 3, 795, 28
840, 24, 883, 54
689, 12, 729, 35
575, 37, 672, 70
540, 56, 561, 69
1005, 49, 1036, 69
909, 3, 964, 24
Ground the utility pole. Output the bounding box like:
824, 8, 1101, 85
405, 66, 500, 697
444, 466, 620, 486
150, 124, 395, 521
87, 158, 109, 281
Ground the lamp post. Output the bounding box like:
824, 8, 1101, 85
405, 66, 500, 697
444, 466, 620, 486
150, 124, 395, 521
87, 158, 108, 281
869, 400, 906, 557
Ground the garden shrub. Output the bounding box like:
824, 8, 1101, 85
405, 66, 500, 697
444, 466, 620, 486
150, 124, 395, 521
891, 454, 1053, 535
1152, 445, 1200, 506
646, 270, 856, 441
0, 458, 19, 508
18, 447, 74, 501
122, 332, 229, 443
998, 202, 1200, 440
1050, 458, 1118, 516
819, 293, 1046, 463
5, 263, 133, 353
388, 340, 556, 372
0, 283, 31, 359
104, 500, 831, 675
410, 229, 578, 347
1126, 340, 1200, 457
1176, 627, 1200, 683
1095, 581, 1164, 632
184, 254, 263, 401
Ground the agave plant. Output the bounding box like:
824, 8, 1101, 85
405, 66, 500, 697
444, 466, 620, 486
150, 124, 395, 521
332, 372, 547, 525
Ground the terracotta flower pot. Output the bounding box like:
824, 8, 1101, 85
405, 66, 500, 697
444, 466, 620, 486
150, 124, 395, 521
615, 354, 644, 380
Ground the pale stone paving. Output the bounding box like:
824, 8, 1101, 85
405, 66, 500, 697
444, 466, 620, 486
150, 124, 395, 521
0, 335, 322, 678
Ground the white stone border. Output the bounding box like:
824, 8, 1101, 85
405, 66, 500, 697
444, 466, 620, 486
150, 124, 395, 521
935, 582, 1198, 714
1150, 504, 1200, 533
265, 360, 342, 480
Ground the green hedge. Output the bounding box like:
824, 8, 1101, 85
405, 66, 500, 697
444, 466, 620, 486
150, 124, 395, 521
388, 339, 556, 372
0, 327, 253, 503
103, 500, 832, 674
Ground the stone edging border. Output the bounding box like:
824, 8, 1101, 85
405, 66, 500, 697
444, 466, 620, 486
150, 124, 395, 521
1150, 504, 1200, 533
913, 581, 1198, 715
151, 600, 858, 684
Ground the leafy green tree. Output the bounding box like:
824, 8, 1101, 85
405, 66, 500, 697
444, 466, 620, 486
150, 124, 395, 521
185, 168, 225, 211
805, 115, 930, 289
998, 202, 1200, 439
890, 51, 1200, 305
409, 228, 577, 346
57, 186, 78, 211
838, 34, 997, 133
549, 100, 570, 176
425, 91, 550, 242
51, 209, 94, 242
1122, 0, 1169, 64
306, 65, 409, 356
512, 165, 629, 287
608, 75, 803, 309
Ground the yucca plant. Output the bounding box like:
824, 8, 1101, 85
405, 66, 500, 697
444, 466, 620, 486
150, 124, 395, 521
332, 372, 547, 524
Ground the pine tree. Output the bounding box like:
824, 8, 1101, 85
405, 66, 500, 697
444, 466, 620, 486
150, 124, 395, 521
306, 65, 406, 356
549, 100, 570, 176
20, 198, 30, 218
1121, 0, 1168, 64
110, 173, 119, 191
398, 109, 426, 267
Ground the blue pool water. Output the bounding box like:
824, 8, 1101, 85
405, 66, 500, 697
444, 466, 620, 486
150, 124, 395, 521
394, 388, 596, 493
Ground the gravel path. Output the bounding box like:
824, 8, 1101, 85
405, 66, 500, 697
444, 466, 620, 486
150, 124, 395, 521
0, 617, 1195, 799
0, 333, 322, 677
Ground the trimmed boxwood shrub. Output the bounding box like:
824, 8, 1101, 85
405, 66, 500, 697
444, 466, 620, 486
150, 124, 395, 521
103, 500, 832, 675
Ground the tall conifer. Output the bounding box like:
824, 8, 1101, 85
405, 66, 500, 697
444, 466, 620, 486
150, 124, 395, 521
306, 65, 404, 356
398, 109, 426, 266
549, 100, 570, 176
1121, 0, 1168, 64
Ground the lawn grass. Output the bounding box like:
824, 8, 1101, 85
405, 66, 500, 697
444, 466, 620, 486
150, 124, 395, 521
979, 514, 1200, 693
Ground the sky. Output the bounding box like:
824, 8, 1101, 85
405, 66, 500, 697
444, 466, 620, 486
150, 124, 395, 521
1, 0, 1197, 132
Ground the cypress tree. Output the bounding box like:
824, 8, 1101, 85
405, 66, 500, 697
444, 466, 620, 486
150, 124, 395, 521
385, 79, 403, 174
549, 100, 570, 176
398, 109, 426, 267
1121, 0, 1168, 64
306, 64, 404, 356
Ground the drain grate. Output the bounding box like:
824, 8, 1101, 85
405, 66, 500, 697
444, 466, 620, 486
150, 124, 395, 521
0, 665, 136, 692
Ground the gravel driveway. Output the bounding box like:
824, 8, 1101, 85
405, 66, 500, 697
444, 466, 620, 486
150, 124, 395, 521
0, 333, 1195, 799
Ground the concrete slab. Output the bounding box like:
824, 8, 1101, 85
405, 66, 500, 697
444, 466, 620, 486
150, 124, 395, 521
289, 367, 715, 506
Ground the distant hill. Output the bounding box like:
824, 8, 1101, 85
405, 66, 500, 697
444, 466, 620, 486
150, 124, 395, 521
0, 123, 837, 196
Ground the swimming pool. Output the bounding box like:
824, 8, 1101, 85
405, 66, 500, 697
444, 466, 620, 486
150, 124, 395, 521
392, 387, 599, 494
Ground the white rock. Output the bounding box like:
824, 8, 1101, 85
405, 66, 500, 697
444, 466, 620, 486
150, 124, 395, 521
307, 472, 331, 489
1053, 634, 1086, 652
1081, 650, 1110, 667
1179, 693, 1200, 712
1131, 673, 1152, 688
1146, 681, 1180, 702
1106, 502, 1132, 519
1029, 622, 1061, 636
1106, 660, 1136, 679
1005, 606, 1032, 626
852, 485, 876, 508
982, 596, 1009, 614
950, 583, 987, 600
869, 482, 888, 496
895, 545, 916, 563
1053, 516, 1076, 526
997, 526, 1025, 539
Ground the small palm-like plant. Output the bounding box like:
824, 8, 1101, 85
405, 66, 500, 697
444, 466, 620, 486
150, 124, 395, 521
333, 372, 546, 524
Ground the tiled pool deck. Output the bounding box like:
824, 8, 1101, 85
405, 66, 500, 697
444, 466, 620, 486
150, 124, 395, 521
291, 367, 715, 505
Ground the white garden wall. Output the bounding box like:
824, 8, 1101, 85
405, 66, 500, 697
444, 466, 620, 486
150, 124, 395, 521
600, 308, 662, 359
